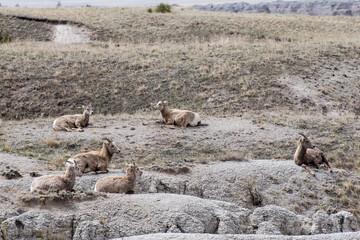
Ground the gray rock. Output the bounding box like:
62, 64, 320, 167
137, 160, 360, 222
331, 211, 359, 232
117, 231, 360, 240
311, 210, 336, 234
256, 222, 282, 235
73, 220, 108, 240
298, 215, 312, 235
0, 211, 73, 240
194, 1, 360, 16
249, 205, 301, 235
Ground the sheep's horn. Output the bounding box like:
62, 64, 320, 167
299, 133, 308, 139
102, 137, 112, 142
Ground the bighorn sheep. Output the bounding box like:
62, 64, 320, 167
69, 137, 120, 174
30, 159, 82, 192
294, 133, 333, 176
94, 162, 142, 194
53, 104, 93, 132
153, 101, 201, 127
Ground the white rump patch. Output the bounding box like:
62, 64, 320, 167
190, 113, 201, 127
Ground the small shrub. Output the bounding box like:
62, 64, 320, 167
147, 8, 153, 13
0, 29, 12, 44
155, 3, 171, 13
45, 138, 60, 148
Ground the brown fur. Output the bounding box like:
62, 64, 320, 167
53, 104, 93, 132
294, 133, 332, 176
71, 138, 120, 174
94, 163, 142, 193
153, 101, 201, 127
30, 162, 81, 192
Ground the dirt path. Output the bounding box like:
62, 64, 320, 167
53, 24, 91, 43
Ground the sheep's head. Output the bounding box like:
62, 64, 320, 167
127, 162, 143, 177
103, 137, 121, 154
298, 133, 315, 150
66, 159, 82, 177
82, 103, 94, 115
153, 101, 168, 111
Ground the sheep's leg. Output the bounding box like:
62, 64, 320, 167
321, 154, 333, 173
314, 162, 320, 169
301, 164, 315, 176
95, 170, 109, 174
83, 171, 97, 175
64, 126, 83, 132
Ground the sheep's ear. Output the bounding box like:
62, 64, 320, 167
89, 103, 92, 107
82, 105, 86, 109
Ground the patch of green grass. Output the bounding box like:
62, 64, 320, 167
155, 3, 171, 13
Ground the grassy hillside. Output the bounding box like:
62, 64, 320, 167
0, 7, 360, 119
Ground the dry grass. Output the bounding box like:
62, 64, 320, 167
1, 7, 360, 43
45, 138, 60, 148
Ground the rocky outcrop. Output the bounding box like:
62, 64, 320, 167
1, 157, 359, 239
0, 194, 252, 239
0, 194, 358, 239
131, 161, 360, 219
117, 232, 360, 239
194, 1, 360, 16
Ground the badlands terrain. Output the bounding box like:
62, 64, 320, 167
0, 5, 360, 239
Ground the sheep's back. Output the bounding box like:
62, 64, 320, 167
31, 175, 66, 191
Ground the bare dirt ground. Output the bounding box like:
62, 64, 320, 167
53, 24, 91, 43
0, 114, 311, 169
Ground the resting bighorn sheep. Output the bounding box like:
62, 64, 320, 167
69, 137, 120, 174
153, 101, 201, 127
294, 133, 333, 176
53, 104, 94, 132
30, 159, 82, 192
94, 162, 142, 193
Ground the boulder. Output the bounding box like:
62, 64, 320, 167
249, 205, 301, 235
311, 210, 336, 234
331, 211, 359, 232
0, 211, 74, 240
